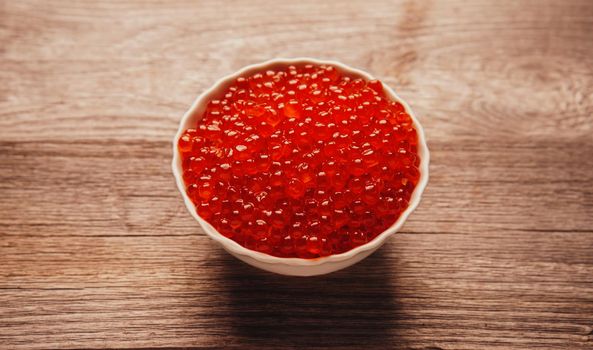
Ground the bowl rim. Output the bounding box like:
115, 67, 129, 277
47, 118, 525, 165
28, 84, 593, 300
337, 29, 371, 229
172, 57, 430, 267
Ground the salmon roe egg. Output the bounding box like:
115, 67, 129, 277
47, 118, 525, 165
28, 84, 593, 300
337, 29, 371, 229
179, 63, 421, 259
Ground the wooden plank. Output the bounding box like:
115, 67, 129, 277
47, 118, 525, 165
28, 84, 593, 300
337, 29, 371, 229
1, 233, 592, 349
1, 139, 592, 236
1, 1, 592, 142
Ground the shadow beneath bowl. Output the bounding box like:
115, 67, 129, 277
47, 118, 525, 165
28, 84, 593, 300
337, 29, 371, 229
219, 247, 401, 348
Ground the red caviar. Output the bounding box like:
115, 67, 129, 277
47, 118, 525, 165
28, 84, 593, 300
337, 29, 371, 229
179, 63, 420, 258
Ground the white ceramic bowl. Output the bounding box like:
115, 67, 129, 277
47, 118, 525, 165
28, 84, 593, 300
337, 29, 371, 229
172, 58, 429, 276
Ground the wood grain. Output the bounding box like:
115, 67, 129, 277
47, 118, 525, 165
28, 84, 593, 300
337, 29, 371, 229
1, 0, 593, 349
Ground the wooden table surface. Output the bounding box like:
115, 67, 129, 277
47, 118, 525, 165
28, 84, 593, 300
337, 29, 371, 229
2, 0, 593, 349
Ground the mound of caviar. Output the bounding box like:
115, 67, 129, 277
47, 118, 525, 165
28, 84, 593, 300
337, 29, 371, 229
179, 64, 420, 258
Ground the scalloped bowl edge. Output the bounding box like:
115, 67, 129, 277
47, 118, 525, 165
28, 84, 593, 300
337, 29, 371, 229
172, 57, 429, 276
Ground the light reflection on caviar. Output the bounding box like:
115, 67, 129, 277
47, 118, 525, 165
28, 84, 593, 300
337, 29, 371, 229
179, 64, 420, 259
